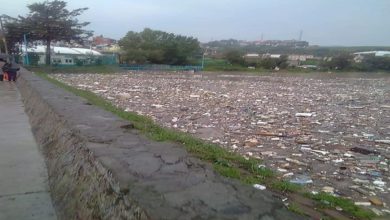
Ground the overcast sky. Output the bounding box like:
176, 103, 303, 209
1, 0, 389, 46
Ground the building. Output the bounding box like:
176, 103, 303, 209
353, 51, 390, 62
254, 40, 309, 48
288, 54, 314, 61
92, 35, 116, 46
353, 51, 390, 57
26, 45, 102, 65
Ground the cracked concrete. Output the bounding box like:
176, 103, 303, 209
16, 70, 304, 220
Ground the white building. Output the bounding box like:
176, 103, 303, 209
353, 51, 390, 57
353, 51, 390, 63
26, 45, 102, 65
288, 54, 315, 61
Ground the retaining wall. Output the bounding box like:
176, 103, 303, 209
16, 69, 302, 220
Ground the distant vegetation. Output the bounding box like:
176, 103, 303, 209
203, 39, 390, 72
118, 28, 201, 65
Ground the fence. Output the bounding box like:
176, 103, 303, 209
119, 64, 203, 72
21, 53, 118, 66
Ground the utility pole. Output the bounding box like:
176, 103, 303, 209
0, 15, 10, 62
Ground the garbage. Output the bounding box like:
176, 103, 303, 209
283, 172, 294, 178
295, 113, 314, 117
369, 197, 384, 206
354, 202, 371, 206
375, 140, 390, 145
353, 178, 370, 184
370, 208, 383, 216
253, 184, 266, 190
244, 138, 259, 147
286, 158, 307, 166
332, 159, 344, 163
151, 104, 163, 108
350, 147, 378, 155
51, 71, 390, 208
289, 175, 313, 185
322, 186, 334, 194
373, 180, 386, 187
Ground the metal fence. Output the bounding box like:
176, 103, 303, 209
119, 64, 203, 72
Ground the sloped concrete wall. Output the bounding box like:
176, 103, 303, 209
16, 70, 302, 220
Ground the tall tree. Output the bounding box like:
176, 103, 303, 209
21, 0, 92, 65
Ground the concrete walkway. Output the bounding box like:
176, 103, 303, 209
0, 82, 56, 220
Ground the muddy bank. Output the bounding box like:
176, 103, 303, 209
16, 69, 302, 219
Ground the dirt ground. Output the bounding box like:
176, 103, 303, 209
51, 71, 390, 213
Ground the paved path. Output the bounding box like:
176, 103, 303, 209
0, 82, 56, 220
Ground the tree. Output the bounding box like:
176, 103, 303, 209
355, 55, 390, 71
224, 49, 245, 65
21, 0, 92, 65
321, 54, 352, 70
258, 56, 288, 69
0, 15, 26, 56
119, 28, 200, 65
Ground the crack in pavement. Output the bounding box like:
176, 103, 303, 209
0, 190, 50, 199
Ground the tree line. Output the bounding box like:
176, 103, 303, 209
222, 49, 390, 72
118, 28, 201, 65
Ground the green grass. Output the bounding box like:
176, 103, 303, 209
271, 181, 302, 193
288, 202, 307, 216
309, 192, 376, 220
35, 71, 377, 220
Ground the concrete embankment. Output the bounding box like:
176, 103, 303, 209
16, 69, 303, 220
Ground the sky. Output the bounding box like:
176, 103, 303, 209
1, 0, 390, 46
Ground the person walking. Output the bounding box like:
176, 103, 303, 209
2, 61, 19, 81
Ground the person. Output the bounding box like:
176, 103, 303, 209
0, 60, 5, 81
2, 61, 19, 82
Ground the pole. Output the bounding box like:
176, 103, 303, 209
201, 52, 205, 69
24, 34, 29, 65
0, 15, 10, 62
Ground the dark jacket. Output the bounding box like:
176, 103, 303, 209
2, 62, 20, 74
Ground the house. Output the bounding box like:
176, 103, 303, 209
92, 35, 116, 46
26, 45, 102, 65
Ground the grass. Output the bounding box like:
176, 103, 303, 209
288, 202, 307, 216
272, 181, 302, 193
35, 71, 377, 220
308, 192, 376, 220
